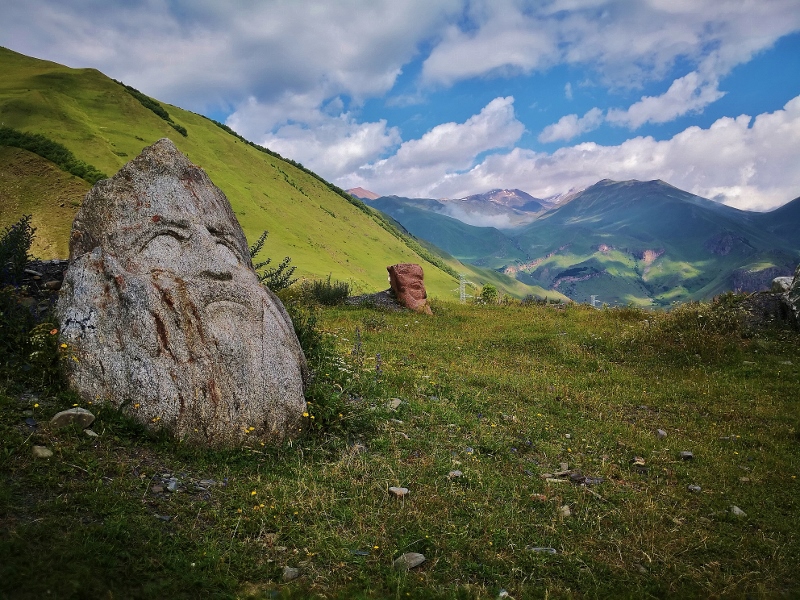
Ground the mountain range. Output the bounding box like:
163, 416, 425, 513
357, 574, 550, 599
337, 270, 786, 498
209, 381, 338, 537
0, 47, 560, 302
351, 180, 800, 306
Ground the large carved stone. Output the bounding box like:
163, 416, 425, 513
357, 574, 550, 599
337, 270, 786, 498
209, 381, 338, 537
57, 138, 306, 446
387, 263, 432, 315
786, 264, 800, 327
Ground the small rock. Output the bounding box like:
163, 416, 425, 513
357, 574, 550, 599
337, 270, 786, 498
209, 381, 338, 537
388, 398, 402, 410
151, 485, 165, 493
32, 445, 53, 459
631, 456, 646, 466
731, 505, 746, 517
635, 563, 648, 574
465, 447, 474, 454
687, 485, 702, 493
559, 505, 571, 518
564, 434, 571, 439
390, 418, 404, 424
739, 477, 750, 483
393, 552, 425, 570
282, 566, 301, 582
154, 514, 171, 522
498, 590, 510, 598
679, 451, 694, 460
781, 360, 792, 366
560, 462, 569, 471
85, 429, 99, 437
525, 546, 557, 554
45, 280, 61, 290
50, 407, 95, 429
275, 546, 288, 553
350, 549, 370, 556
24, 417, 38, 429
24, 268, 43, 277
448, 470, 463, 479
657, 429, 667, 439
167, 479, 179, 493
388, 486, 409, 498
546, 478, 568, 484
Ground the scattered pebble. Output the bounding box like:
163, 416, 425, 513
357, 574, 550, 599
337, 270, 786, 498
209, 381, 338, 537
154, 514, 171, 522
657, 429, 667, 439
680, 451, 694, 460
166, 479, 179, 493
498, 590, 510, 598
24, 417, 37, 429
50, 407, 96, 429
32, 445, 53, 459
388, 486, 409, 498
564, 434, 571, 439
282, 566, 301, 582
465, 447, 474, 454
731, 505, 747, 517
387, 398, 402, 410
635, 563, 648, 574
350, 549, 370, 556
151, 485, 165, 493
559, 505, 571, 518
393, 552, 426, 570
631, 456, 646, 466
448, 470, 463, 479
739, 477, 750, 483
560, 462, 569, 471
687, 485, 702, 493
390, 418, 404, 424
85, 429, 99, 438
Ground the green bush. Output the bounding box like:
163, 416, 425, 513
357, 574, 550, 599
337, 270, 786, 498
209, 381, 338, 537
301, 275, 350, 306
248, 230, 297, 292
480, 283, 499, 304
0, 215, 35, 286
114, 80, 188, 137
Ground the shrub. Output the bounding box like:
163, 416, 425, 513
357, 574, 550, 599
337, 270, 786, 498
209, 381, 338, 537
480, 284, 499, 304
0, 215, 35, 286
248, 230, 297, 292
301, 275, 350, 306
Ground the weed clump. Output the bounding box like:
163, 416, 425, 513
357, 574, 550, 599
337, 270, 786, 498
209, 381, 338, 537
0, 215, 35, 286
300, 274, 351, 306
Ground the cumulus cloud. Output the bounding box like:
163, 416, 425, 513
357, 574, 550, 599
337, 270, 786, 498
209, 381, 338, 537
607, 71, 725, 128
340, 96, 524, 195
539, 107, 604, 143
422, 0, 800, 89
350, 95, 800, 211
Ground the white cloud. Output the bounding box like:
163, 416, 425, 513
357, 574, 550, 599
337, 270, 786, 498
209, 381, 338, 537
350, 95, 800, 211
539, 107, 604, 142
565, 82, 573, 100
339, 96, 524, 196
421, 0, 800, 89
606, 71, 725, 128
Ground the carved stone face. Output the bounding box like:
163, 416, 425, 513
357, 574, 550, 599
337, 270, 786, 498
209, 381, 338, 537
58, 139, 306, 446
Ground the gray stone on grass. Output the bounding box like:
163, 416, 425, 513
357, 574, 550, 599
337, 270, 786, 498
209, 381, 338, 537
680, 451, 694, 460
687, 485, 702, 493
448, 470, 463, 479
389, 486, 409, 498
282, 566, 301, 582
731, 505, 747, 517
50, 407, 95, 429
657, 429, 667, 439
56, 139, 307, 447
559, 505, 571, 518
32, 446, 53, 459
393, 552, 426, 570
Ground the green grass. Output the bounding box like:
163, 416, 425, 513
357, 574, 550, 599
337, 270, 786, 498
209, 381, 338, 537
2, 297, 798, 599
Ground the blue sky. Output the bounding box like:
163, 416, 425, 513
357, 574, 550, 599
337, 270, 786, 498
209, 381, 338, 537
2, 0, 799, 210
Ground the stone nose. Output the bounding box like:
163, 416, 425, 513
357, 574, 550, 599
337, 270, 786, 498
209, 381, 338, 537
194, 228, 238, 280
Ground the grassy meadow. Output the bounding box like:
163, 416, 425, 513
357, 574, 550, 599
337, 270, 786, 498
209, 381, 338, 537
2, 296, 798, 599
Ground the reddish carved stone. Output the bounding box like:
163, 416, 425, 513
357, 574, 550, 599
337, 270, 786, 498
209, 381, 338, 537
387, 263, 432, 315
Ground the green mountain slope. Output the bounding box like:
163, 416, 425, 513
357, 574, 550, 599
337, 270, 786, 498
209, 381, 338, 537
511, 179, 799, 306
0, 46, 546, 300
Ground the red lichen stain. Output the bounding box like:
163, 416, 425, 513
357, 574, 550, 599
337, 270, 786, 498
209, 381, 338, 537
114, 275, 124, 287
151, 215, 161, 223
207, 379, 220, 406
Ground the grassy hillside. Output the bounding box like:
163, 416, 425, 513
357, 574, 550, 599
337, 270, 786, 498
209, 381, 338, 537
2, 298, 798, 598
0, 47, 545, 301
